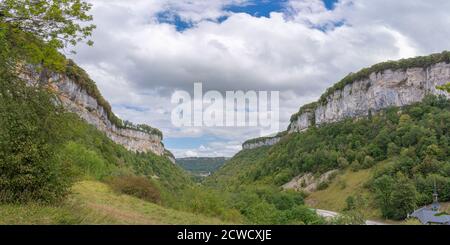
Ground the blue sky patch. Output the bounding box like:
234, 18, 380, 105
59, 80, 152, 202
323, 0, 339, 10
156, 0, 340, 32
224, 0, 289, 18
156, 10, 193, 32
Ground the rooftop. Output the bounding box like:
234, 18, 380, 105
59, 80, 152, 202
410, 206, 450, 225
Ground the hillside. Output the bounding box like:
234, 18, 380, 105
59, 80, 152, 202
212, 95, 450, 221
208, 53, 450, 222
0, 181, 226, 225
176, 157, 228, 177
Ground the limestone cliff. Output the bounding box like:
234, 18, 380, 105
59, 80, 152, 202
244, 52, 450, 149
20, 64, 166, 156
242, 136, 281, 150
289, 54, 450, 133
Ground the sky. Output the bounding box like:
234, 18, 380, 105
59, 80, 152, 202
71, 0, 450, 158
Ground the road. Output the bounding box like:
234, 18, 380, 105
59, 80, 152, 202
315, 209, 387, 225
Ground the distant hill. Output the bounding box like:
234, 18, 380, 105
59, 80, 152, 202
176, 157, 229, 177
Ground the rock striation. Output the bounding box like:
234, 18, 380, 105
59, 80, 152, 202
242, 136, 281, 150
20, 66, 166, 156
289, 62, 450, 132
244, 52, 450, 149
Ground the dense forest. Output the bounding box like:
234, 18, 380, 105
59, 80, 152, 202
176, 157, 228, 175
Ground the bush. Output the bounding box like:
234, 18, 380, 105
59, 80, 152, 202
316, 181, 329, 190
106, 175, 161, 204
337, 157, 349, 169
350, 160, 361, 172
362, 156, 375, 169
58, 142, 115, 180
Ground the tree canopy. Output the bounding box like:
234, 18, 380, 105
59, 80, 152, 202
0, 0, 95, 48
0, 0, 95, 70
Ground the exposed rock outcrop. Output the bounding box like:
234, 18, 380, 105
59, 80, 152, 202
20, 67, 165, 156
242, 136, 281, 150
288, 111, 314, 133
282, 170, 338, 193
289, 62, 450, 132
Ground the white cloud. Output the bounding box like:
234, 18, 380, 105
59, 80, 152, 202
72, 0, 450, 157
171, 141, 242, 158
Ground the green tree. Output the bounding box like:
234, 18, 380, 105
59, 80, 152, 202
437, 83, 450, 93
0, 0, 95, 71
373, 173, 417, 220
0, 78, 74, 203
389, 173, 417, 220
0, 0, 95, 49
337, 157, 349, 169
0, 0, 95, 203
372, 175, 395, 218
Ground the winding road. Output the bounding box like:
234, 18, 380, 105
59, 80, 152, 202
315, 209, 388, 225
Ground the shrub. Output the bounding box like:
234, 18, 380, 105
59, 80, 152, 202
59, 142, 114, 180
337, 157, 349, 169
350, 160, 361, 172
106, 175, 161, 204
0, 79, 74, 203
387, 142, 400, 157
362, 156, 375, 169
316, 181, 329, 190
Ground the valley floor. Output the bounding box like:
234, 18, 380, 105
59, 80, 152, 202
0, 181, 227, 225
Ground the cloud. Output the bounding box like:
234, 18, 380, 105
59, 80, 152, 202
72, 0, 450, 157
171, 141, 242, 158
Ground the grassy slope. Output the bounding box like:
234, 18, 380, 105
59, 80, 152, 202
305, 169, 381, 219
59, 113, 191, 191
0, 181, 227, 225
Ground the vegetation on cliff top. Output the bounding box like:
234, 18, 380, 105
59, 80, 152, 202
65, 61, 163, 138
290, 51, 450, 123
242, 131, 287, 146
438, 82, 450, 93
290, 102, 318, 123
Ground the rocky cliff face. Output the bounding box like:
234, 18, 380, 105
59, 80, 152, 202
288, 111, 314, 133
20, 68, 165, 156
289, 62, 450, 133
242, 136, 281, 150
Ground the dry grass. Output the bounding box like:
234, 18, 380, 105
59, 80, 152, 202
105, 175, 161, 204
305, 169, 382, 220
0, 181, 228, 225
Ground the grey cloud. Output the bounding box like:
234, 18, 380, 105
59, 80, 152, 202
71, 0, 450, 157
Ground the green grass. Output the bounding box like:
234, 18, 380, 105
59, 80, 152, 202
0, 181, 229, 225
304, 162, 403, 222
306, 169, 377, 215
